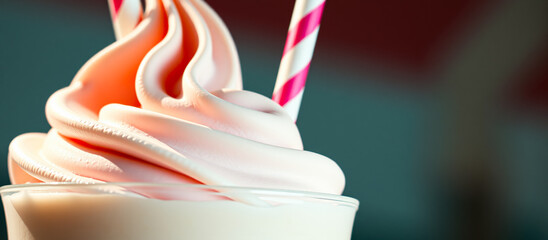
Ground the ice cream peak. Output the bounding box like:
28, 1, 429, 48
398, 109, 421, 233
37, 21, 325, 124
8, 0, 345, 195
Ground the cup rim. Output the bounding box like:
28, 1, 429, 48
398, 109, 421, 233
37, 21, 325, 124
0, 182, 359, 208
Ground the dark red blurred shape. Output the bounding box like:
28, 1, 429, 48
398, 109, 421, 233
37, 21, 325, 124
510, 45, 548, 110
37, 0, 548, 107
208, 0, 489, 75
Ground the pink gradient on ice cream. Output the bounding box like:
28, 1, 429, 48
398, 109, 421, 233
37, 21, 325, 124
8, 0, 345, 195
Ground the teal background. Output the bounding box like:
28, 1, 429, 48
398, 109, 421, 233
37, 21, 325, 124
1, 0, 547, 239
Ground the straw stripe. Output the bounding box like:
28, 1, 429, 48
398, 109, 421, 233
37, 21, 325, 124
273, 63, 311, 106
273, 0, 325, 121
108, 0, 143, 40
282, 89, 305, 121
110, 0, 124, 19
274, 28, 319, 93
283, 3, 325, 55
288, 0, 324, 29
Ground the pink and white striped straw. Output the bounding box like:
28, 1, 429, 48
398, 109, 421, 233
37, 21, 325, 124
272, 0, 326, 121
108, 0, 143, 40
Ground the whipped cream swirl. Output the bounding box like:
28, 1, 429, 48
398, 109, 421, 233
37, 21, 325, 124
8, 0, 345, 195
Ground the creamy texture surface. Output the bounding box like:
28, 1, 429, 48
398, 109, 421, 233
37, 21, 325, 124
8, 0, 344, 195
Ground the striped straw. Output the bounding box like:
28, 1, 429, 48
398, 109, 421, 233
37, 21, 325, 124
272, 0, 325, 121
108, 0, 143, 40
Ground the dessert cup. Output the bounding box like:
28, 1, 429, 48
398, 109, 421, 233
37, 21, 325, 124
1, 182, 358, 240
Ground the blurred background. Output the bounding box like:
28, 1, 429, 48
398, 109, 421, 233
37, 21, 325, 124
1, 0, 547, 239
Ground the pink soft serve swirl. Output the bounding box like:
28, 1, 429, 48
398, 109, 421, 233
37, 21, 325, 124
8, 0, 345, 195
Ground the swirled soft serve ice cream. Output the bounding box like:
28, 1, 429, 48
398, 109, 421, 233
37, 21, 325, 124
2, 0, 356, 239
8, 0, 344, 195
